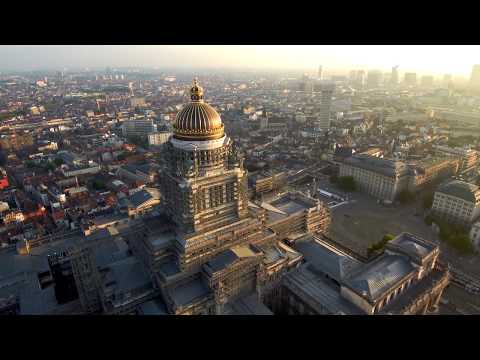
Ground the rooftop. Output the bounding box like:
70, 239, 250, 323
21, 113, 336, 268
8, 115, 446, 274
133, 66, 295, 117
295, 238, 361, 283
345, 254, 414, 301
283, 264, 363, 315
387, 232, 437, 260
343, 154, 409, 178
167, 277, 211, 309
437, 180, 480, 202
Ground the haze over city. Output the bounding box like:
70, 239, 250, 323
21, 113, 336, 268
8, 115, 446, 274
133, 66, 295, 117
1, 44, 480, 316
1, 45, 480, 78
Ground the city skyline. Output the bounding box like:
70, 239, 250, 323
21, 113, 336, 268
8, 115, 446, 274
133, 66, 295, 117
1, 45, 480, 78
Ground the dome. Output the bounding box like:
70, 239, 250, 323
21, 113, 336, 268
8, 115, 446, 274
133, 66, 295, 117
173, 79, 224, 141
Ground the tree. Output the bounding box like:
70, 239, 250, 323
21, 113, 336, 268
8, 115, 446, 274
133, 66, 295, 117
25, 160, 35, 168
44, 162, 55, 172
367, 234, 395, 257
337, 176, 356, 192
430, 215, 475, 254
53, 158, 64, 167
91, 179, 106, 191
397, 189, 415, 204
422, 193, 434, 210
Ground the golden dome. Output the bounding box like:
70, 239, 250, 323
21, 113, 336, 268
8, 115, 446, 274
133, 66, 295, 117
173, 79, 224, 141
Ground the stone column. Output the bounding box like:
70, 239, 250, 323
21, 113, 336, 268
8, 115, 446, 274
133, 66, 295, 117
429, 292, 442, 313
422, 302, 429, 315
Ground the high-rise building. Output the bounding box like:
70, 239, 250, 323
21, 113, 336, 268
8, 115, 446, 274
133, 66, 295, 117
318, 65, 323, 80
404, 72, 417, 87
469, 64, 480, 93
122, 118, 156, 139
366, 70, 383, 89
391, 65, 399, 86
259, 110, 269, 129
355, 70, 365, 89
317, 82, 335, 131
348, 70, 357, 83
443, 74, 453, 88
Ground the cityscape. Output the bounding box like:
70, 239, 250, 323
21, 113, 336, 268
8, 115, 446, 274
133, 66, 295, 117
0, 45, 480, 315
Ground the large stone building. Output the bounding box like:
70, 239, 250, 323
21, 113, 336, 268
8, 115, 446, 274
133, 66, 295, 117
267, 233, 449, 315
339, 154, 410, 201
407, 157, 459, 192
432, 180, 480, 227
433, 145, 479, 175
127, 79, 331, 314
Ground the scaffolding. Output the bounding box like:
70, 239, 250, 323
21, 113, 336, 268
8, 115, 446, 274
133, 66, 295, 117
67, 243, 103, 314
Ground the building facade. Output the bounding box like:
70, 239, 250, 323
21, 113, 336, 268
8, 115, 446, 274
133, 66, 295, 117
148, 131, 172, 147
432, 180, 480, 227
126, 79, 330, 315
317, 82, 335, 131
339, 154, 410, 201
267, 233, 449, 315
122, 118, 156, 139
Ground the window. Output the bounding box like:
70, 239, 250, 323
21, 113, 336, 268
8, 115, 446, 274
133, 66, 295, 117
209, 185, 224, 208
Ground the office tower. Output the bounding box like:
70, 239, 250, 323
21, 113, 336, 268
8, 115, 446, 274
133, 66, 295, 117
259, 110, 269, 129
421, 75, 434, 88
349, 70, 357, 83
68, 244, 103, 313
404, 72, 417, 86
469, 64, 480, 92
122, 117, 156, 139
318, 65, 323, 80
442, 74, 453, 88
391, 65, 399, 86
301, 74, 313, 92
367, 70, 383, 89
318, 82, 335, 131
356, 70, 365, 89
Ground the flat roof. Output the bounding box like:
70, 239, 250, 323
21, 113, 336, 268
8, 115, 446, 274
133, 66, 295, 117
295, 238, 361, 283
108, 256, 151, 294
168, 278, 211, 308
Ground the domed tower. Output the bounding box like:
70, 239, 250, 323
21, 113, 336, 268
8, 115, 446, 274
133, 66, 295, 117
161, 79, 249, 263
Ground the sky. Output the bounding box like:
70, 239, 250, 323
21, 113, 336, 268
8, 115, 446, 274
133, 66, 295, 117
0, 45, 479, 77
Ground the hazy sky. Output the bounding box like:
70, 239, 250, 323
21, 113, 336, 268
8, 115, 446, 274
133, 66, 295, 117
0, 45, 479, 77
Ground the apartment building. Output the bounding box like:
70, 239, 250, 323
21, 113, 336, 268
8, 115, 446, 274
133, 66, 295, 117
432, 180, 480, 226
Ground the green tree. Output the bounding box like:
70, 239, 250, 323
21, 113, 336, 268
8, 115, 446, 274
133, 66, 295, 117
430, 215, 475, 254
25, 160, 35, 168
44, 162, 55, 172
91, 179, 106, 190
337, 176, 356, 192
53, 158, 64, 167
422, 193, 434, 210
367, 233, 395, 257
397, 189, 415, 204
